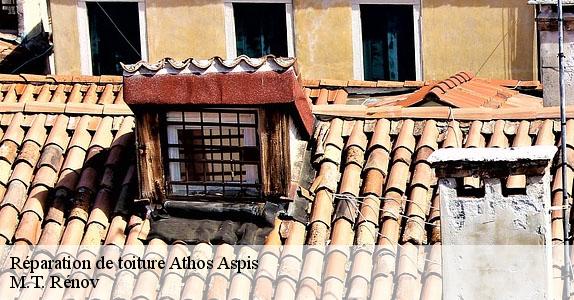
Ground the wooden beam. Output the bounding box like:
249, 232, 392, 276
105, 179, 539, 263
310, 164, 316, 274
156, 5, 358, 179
258, 108, 291, 197
135, 110, 166, 203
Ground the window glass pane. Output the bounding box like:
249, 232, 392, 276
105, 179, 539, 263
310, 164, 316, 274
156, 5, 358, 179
239, 113, 256, 124
202, 112, 220, 123
361, 4, 416, 81
87, 2, 141, 75
220, 113, 238, 124
233, 3, 288, 57
166, 112, 182, 122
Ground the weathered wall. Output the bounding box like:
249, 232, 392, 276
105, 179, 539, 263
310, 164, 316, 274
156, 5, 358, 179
439, 176, 552, 299
292, 0, 354, 80
49, 0, 81, 74
48, 0, 537, 80
422, 0, 537, 80
18, 0, 50, 36
146, 0, 227, 61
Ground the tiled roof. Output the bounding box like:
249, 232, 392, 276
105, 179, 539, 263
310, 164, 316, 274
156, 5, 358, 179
0, 74, 129, 115
0, 75, 145, 299
302, 72, 543, 107
301, 75, 542, 90
0, 77, 137, 247
0, 73, 564, 299
281, 111, 571, 299
385, 71, 543, 108
302, 78, 424, 106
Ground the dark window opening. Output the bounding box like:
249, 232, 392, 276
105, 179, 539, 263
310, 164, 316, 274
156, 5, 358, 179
233, 3, 288, 57
86, 2, 141, 75
361, 4, 416, 81
550, 5, 574, 14
164, 109, 262, 199
455, 177, 486, 198
0, 0, 18, 31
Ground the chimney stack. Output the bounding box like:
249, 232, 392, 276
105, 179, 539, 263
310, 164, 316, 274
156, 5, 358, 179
532, 1, 574, 106
429, 146, 556, 300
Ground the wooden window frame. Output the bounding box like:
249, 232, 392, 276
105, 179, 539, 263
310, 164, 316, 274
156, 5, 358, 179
77, 0, 148, 75
351, 0, 422, 81
224, 0, 295, 58
135, 106, 291, 204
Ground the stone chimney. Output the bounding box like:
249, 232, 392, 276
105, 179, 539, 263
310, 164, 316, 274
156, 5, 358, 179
531, 1, 574, 106
429, 145, 557, 300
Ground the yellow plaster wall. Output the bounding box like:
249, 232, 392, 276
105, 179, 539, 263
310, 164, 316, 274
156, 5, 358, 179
48, 0, 537, 80
293, 0, 354, 80
50, 0, 81, 75
421, 0, 537, 80
146, 0, 227, 61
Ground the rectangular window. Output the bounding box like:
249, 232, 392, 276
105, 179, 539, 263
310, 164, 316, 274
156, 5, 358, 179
86, 2, 141, 75
0, 0, 17, 31
233, 3, 288, 57
165, 109, 261, 199
360, 4, 416, 81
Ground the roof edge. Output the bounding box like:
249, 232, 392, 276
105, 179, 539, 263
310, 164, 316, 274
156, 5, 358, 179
0, 74, 122, 84
121, 55, 297, 76
313, 104, 574, 120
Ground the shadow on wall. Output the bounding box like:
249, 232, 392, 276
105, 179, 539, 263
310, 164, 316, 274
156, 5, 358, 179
0, 22, 52, 74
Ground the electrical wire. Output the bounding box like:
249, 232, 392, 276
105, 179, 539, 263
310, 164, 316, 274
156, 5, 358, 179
11, 45, 53, 74
334, 192, 442, 271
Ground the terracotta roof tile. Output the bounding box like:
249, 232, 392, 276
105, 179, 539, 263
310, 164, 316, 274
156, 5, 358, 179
180, 243, 213, 300
0, 71, 566, 299
506, 121, 532, 189
487, 120, 509, 148
50, 84, 67, 103
83, 84, 99, 104
402, 121, 438, 244
442, 120, 463, 148
368, 71, 544, 109
320, 79, 348, 87
1, 112, 25, 144
89, 116, 114, 149
377, 80, 408, 88
0, 206, 18, 243
159, 243, 189, 300
2, 84, 17, 102
348, 79, 377, 87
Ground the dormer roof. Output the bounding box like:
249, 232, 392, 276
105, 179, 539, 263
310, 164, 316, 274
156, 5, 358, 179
121, 55, 314, 137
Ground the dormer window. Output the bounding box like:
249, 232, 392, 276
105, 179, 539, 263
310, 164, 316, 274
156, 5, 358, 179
165, 109, 261, 199
122, 56, 314, 244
